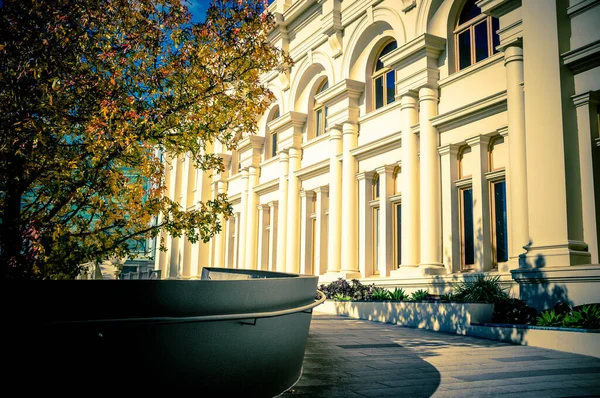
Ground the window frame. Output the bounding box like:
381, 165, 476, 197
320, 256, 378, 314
313, 80, 329, 138
372, 40, 397, 110
454, 0, 499, 72
457, 181, 475, 272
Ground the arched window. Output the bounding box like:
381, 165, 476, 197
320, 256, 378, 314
373, 40, 397, 110
313, 79, 329, 138
455, 0, 500, 71
266, 106, 280, 160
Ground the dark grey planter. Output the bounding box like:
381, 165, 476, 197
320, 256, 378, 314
2, 267, 322, 395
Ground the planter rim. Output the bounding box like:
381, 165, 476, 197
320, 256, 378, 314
471, 322, 600, 333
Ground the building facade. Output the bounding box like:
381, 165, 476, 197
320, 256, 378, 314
156, 0, 600, 310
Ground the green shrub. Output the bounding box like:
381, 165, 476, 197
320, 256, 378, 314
332, 293, 352, 302
536, 309, 564, 327
319, 278, 375, 300
562, 304, 600, 329
410, 289, 430, 301
452, 274, 510, 304
371, 287, 391, 301
439, 293, 455, 302
389, 287, 408, 301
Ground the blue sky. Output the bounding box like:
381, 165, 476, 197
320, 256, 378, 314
185, 0, 212, 23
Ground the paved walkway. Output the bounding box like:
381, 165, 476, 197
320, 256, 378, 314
281, 313, 600, 397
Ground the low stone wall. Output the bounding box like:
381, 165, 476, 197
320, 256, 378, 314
468, 323, 600, 358
315, 300, 494, 335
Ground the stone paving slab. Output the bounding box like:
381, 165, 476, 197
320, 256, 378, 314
280, 313, 600, 397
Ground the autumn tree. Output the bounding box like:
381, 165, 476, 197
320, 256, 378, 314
0, 0, 288, 279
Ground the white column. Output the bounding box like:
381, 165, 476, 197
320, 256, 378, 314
377, 165, 395, 277
313, 187, 328, 276
212, 180, 227, 267
467, 135, 493, 272
340, 122, 361, 278
503, 44, 530, 266
286, 147, 302, 273
573, 92, 600, 264
357, 171, 374, 278
232, 213, 240, 269
237, 170, 249, 268
439, 144, 460, 274
268, 201, 278, 271
326, 126, 343, 275
522, 1, 589, 266
224, 215, 234, 268
418, 87, 445, 274
299, 190, 315, 275
400, 92, 420, 267
167, 155, 182, 278
256, 204, 270, 271
245, 166, 259, 269
276, 152, 289, 272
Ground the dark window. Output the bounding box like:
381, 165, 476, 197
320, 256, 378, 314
462, 188, 474, 266
455, 0, 500, 71
395, 203, 402, 267
271, 132, 277, 158
373, 40, 397, 110
493, 181, 508, 263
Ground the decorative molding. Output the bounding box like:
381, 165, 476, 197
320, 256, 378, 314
356, 170, 375, 181
567, 0, 600, 17
383, 34, 446, 94
572, 91, 600, 107
431, 91, 507, 133
485, 168, 506, 182
476, 0, 521, 18
439, 53, 503, 88
350, 131, 402, 161
254, 178, 280, 196
295, 159, 330, 181
315, 79, 365, 106
401, 0, 416, 13
562, 39, 600, 74
438, 143, 460, 156
358, 99, 402, 124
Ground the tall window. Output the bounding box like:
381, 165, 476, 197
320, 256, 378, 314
393, 203, 402, 268
491, 180, 508, 264
373, 40, 397, 110
266, 107, 280, 159
313, 80, 329, 137
455, 0, 500, 71
460, 187, 475, 270
373, 206, 380, 274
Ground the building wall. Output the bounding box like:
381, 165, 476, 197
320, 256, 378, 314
157, 0, 600, 310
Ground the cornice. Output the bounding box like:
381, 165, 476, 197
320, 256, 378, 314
267, 111, 307, 132
254, 178, 280, 196
572, 91, 600, 107
382, 33, 446, 70
431, 91, 507, 133
350, 131, 402, 161
476, 0, 521, 18
295, 159, 330, 181
315, 79, 365, 106
562, 39, 600, 74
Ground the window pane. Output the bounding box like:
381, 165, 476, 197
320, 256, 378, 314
324, 106, 328, 129
459, 0, 481, 25
315, 109, 322, 136
494, 181, 508, 263
458, 30, 472, 70
396, 204, 402, 267
374, 178, 380, 198
492, 17, 500, 54
375, 76, 384, 109
271, 133, 277, 157
386, 70, 395, 105
474, 21, 489, 62
463, 188, 474, 266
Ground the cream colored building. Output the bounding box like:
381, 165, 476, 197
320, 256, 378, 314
156, 0, 600, 310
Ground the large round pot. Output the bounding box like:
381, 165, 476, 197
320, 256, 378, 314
2, 267, 323, 395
